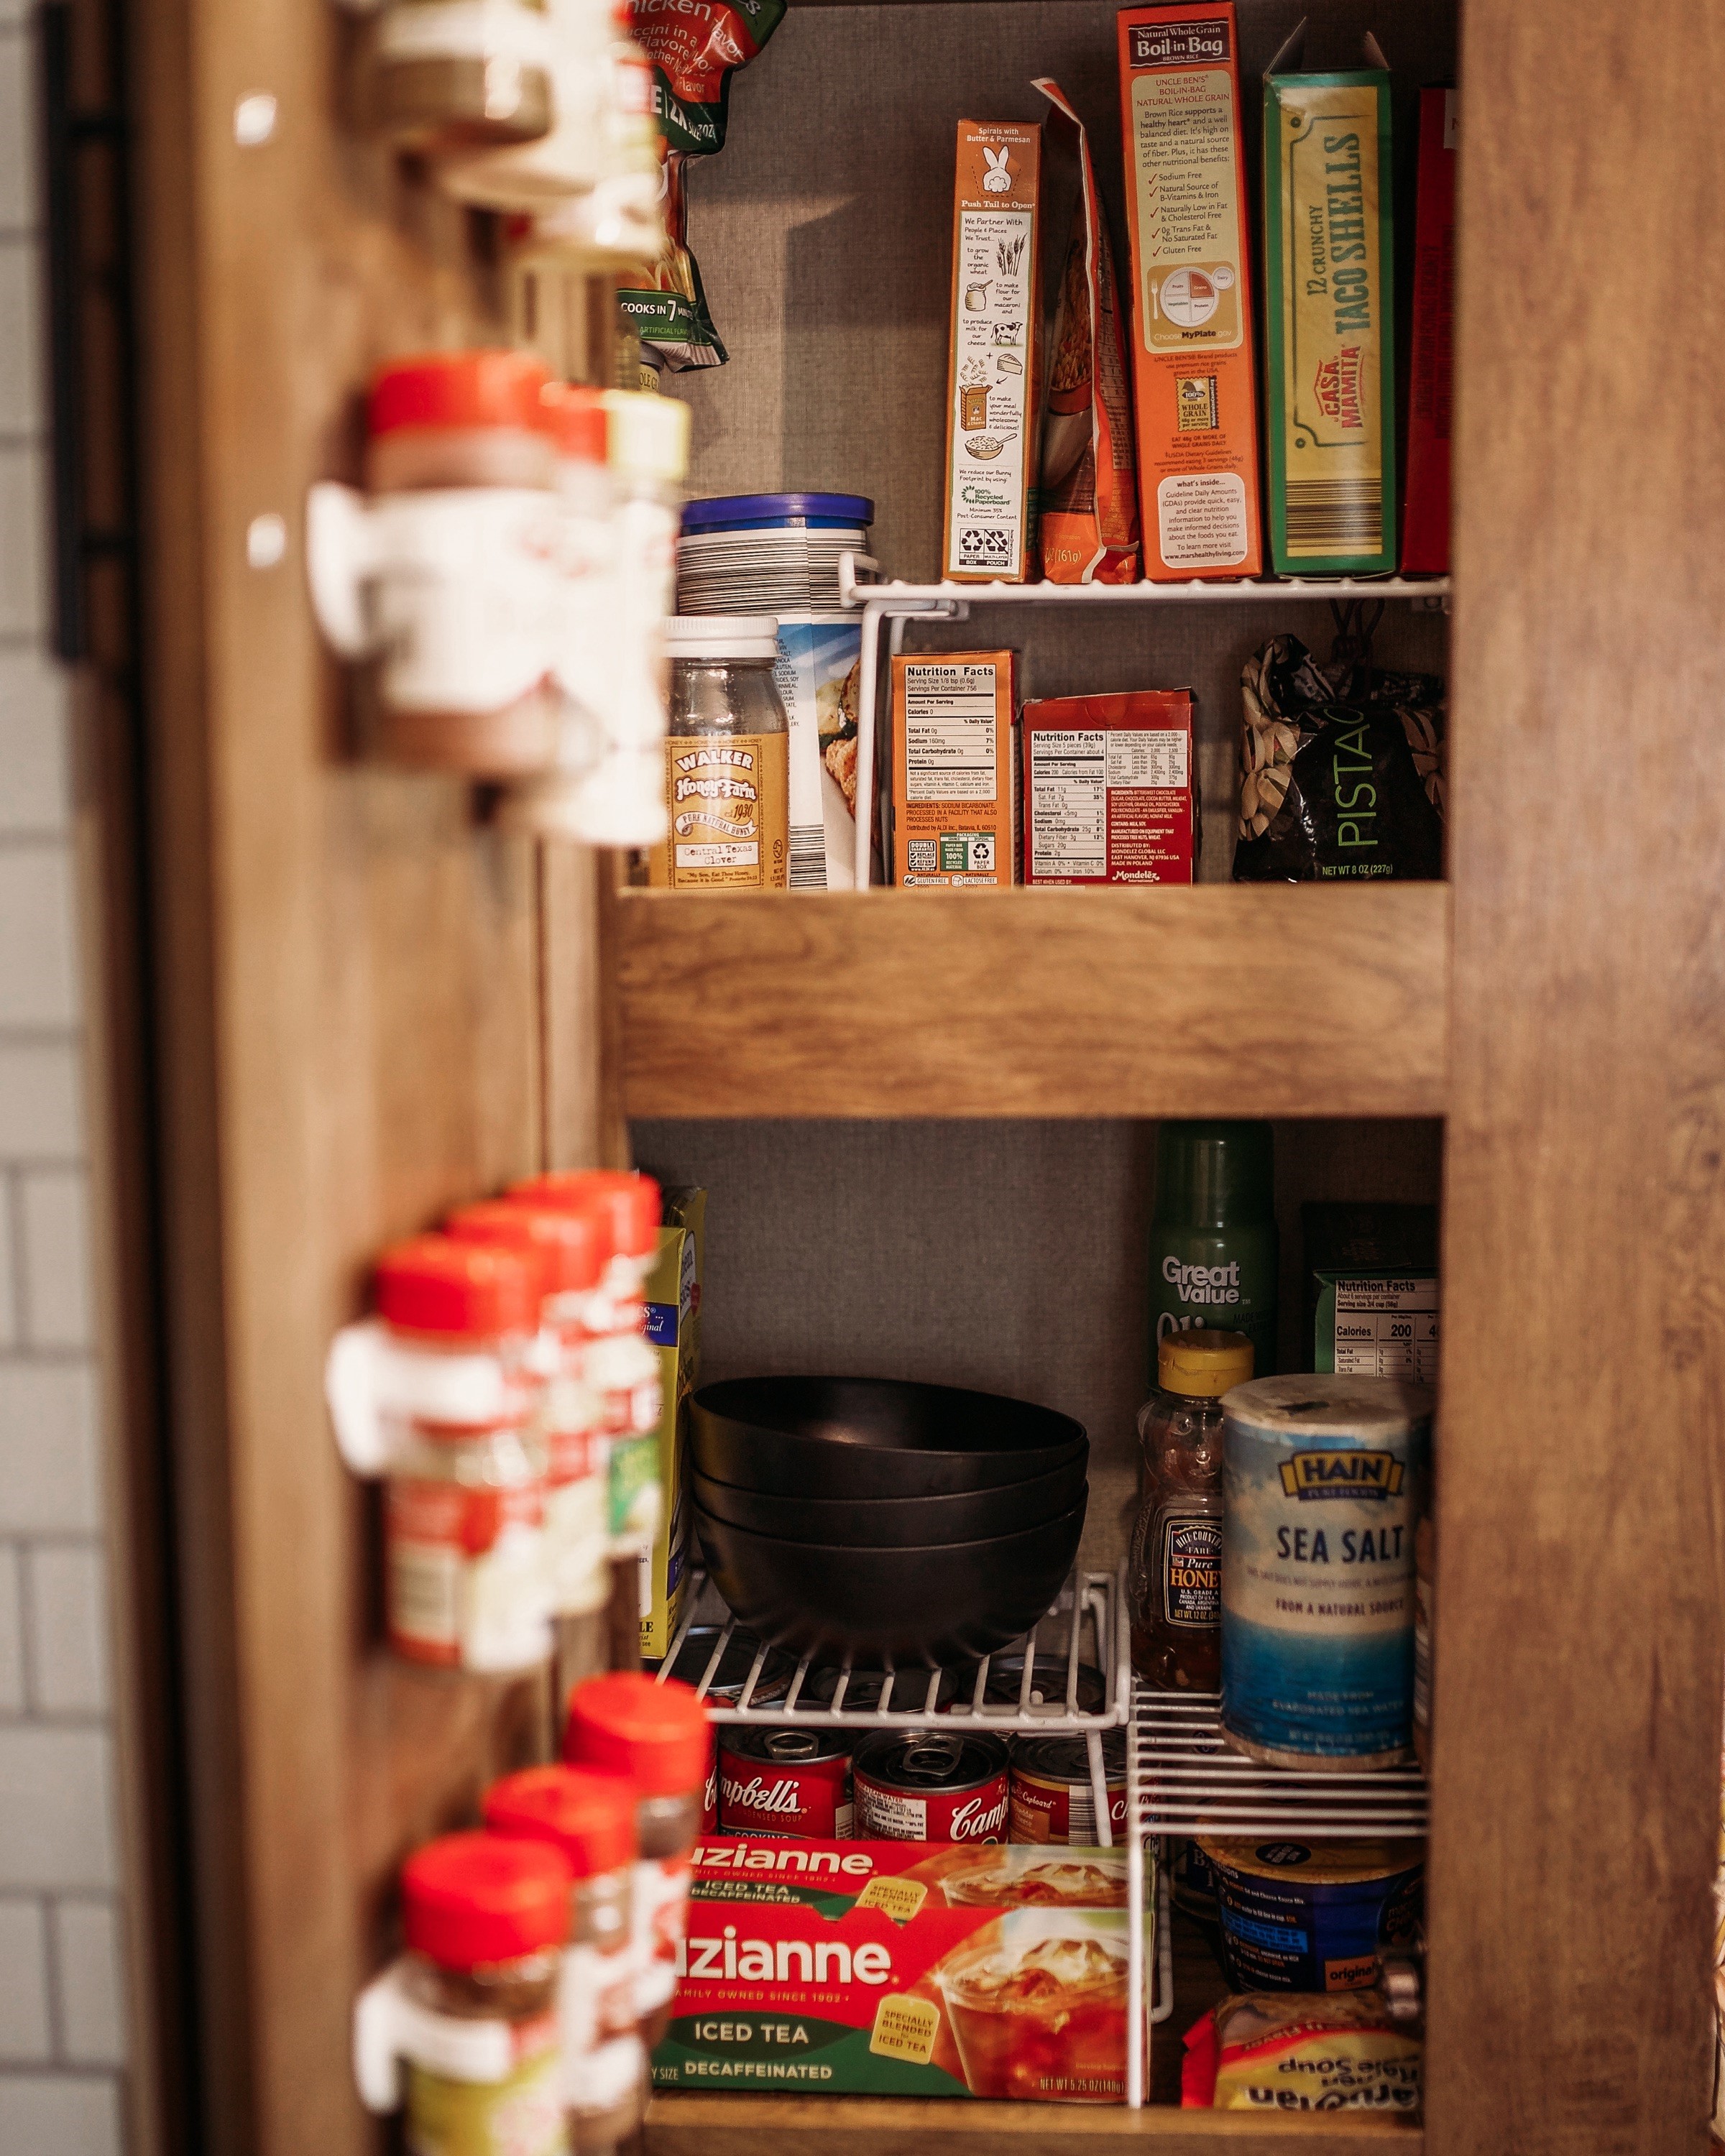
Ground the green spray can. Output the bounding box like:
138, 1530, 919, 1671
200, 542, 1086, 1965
1149, 1122, 1279, 1379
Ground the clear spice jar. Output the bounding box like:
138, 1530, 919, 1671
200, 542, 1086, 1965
484, 1765, 645, 2155
564, 1672, 709, 2047
328, 1234, 554, 1674
361, 351, 562, 776
373, 0, 554, 151
353, 1830, 573, 2154
1128, 1328, 1254, 1691
648, 617, 790, 890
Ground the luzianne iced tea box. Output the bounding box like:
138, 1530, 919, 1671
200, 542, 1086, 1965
944, 122, 1043, 583
1117, 4, 1262, 579
891, 653, 1021, 885
653, 1840, 1148, 2101
1263, 47, 1397, 573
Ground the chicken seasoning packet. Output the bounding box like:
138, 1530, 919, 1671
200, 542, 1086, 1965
1033, 80, 1140, 583
1233, 632, 1445, 882
621, 0, 787, 369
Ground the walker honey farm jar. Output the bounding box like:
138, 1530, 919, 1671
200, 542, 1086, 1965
647, 617, 790, 890
1220, 1375, 1431, 1769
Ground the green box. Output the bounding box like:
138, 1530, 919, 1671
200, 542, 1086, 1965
635, 1187, 705, 1661
1305, 1202, 1438, 1383
1263, 61, 1396, 573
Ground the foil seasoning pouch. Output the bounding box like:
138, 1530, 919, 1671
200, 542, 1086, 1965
622, 0, 787, 370
1034, 80, 1139, 584
1182, 1991, 1422, 2118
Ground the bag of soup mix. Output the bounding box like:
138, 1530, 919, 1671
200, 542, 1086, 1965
1182, 1991, 1421, 2117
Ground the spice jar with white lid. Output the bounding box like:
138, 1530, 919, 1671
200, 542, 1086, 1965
564, 1672, 709, 2047
372, 0, 554, 152
324, 1233, 553, 1674
446, 1200, 613, 1627
647, 617, 790, 890
510, 1170, 664, 1554
353, 1830, 571, 2152
484, 1766, 645, 2155
305, 350, 563, 778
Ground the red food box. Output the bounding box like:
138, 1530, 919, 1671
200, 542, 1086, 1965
1400, 88, 1456, 574
1021, 691, 1197, 883
653, 1839, 1144, 2102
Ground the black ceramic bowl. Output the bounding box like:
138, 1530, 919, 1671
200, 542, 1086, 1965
690, 1376, 1087, 1500
691, 1496, 1087, 1664
690, 1457, 1087, 1547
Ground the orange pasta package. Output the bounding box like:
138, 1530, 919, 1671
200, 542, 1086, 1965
1118, 4, 1263, 579
1034, 80, 1140, 584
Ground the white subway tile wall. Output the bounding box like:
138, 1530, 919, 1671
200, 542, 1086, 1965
1, 11, 133, 2145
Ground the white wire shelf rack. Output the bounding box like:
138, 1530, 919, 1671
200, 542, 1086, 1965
837, 556, 1450, 614
1132, 1684, 1430, 1841
659, 1567, 1127, 1736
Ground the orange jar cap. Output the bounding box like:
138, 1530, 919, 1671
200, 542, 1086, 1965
400, 1832, 571, 1968
370, 350, 552, 438
1158, 1327, 1256, 1399
374, 1233, 546, 1343
564, 1672, 708, 1794
485, 1764, 638, 1878
512, 1171, 661, 1260
448, 1199, 604, 1296
540, 382, 609, 464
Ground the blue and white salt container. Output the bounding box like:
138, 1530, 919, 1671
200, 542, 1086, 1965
1220, 1376, 1432, 1770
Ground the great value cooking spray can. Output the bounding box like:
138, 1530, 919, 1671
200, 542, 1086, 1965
1220, 1375, 1432, 1769
852, 1732, 1010, 1842
1149, 1122, 1279, 1378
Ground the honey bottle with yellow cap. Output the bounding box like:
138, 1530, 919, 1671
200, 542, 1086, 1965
1128, 1327, 1255, 1690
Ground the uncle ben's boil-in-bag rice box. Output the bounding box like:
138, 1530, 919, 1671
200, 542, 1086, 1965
1117, 5, 1262, 579
1262, 38, 1397, 573
653, 1840, 1148, 2101
944, 122, 1043, 583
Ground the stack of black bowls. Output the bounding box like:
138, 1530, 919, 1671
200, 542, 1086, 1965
689, 1376, 1089, 1667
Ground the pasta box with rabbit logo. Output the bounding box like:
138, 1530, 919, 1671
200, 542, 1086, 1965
654, 1841, 1149, 2101
944, 121, 1043, 584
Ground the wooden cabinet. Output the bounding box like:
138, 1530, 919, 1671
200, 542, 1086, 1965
96, 0, 1725, 2151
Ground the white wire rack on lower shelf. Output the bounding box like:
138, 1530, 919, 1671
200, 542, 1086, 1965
1131, 1684, 1429, 1840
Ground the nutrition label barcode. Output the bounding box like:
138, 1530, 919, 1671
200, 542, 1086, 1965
788, 824, 827, 890
1284, 476, 1381, 553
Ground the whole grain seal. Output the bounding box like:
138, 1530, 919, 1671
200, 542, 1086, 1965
1220, 1375, 1432, 1769
1009, 1732, 1128, 1845
852, 1731, 1011, 1843
717, 1726, 854, 1839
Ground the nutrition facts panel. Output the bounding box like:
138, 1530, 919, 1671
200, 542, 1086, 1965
1028, 729, 1106, 877
1332, 1278, 1439, 1383
904, 665, 1000, 802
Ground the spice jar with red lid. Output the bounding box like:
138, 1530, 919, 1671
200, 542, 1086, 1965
485, 1765, 645, 2155
352, 1830, 572, 2153
305, 349, 564, 778
508, 1172, 664, 1554
565, 1671, 709, 2046
324, 1233, 553, 1674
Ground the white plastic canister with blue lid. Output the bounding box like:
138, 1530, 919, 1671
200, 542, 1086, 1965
1220, 1375, 1432, 1770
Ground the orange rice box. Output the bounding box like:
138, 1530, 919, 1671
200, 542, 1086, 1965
1118, 4, 1263, 579
891, 652, 1021, 886
943, 122, 1043, 584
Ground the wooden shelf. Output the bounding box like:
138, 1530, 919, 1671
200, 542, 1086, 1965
645, 2093, 1421, 2152
612, 885, 1448, 1120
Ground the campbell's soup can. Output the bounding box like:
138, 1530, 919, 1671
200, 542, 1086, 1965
718, 1726, 854, 1838
852, 1731, 1010, 1843
1008, 1732, 1128, 1845
646, 1627, 797, 1832
980, 1657, 1109, 1720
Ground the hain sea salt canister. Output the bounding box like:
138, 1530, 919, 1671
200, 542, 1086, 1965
1219, 1375, 1431, 1769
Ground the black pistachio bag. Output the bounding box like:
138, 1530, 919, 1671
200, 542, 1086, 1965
1233, 628, 1446, 883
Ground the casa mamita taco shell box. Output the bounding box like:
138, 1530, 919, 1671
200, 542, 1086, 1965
655, 1840, 1151, 2101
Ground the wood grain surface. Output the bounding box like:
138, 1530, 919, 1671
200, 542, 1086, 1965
646, 2093, 1422, 2151
615, 886, 1448, 1118
1428, 1, 1725, 2150
128, 4, 550, 2152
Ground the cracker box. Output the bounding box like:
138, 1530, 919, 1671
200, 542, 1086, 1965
1117, 4, 1262, 579
944, 122, 1043, 584
1021, 691, 1197, 884
635, 1187, 704, 1660
654, 1840, 1149, 2102
891, 653, 1021, 886
1263, 39, 1397, 573
1401, 88, 1456, 574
